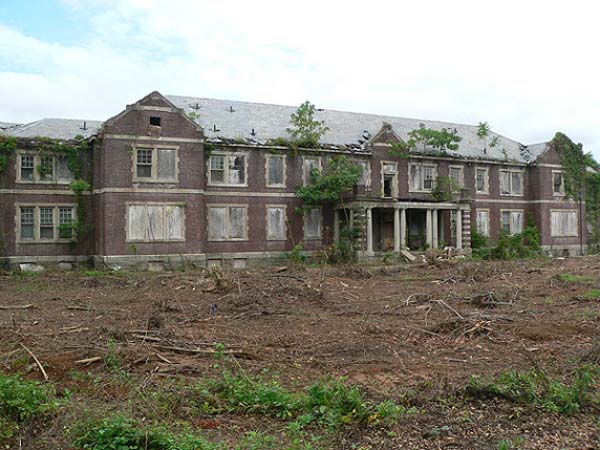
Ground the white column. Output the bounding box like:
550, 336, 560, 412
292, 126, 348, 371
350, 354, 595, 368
432, 209, 438, 250
426, 209, 433, 249
400, 208, 407, 249
456, 209, 463, 249
393, 208, 400, 252
349, 209, 354, 231
333, 209, 340, 243
366, 207, 374, 255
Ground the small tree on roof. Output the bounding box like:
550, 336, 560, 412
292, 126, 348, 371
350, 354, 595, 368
286, 101, 329, 148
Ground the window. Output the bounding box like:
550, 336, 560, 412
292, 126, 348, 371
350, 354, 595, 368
499, 169, 523, 196
409, 163, 436, 192
266, 206, 287, 240
475, 167, 489, 194
266, 154, 286, 187
209, 153, 246, 185
149, 116, 161, 127
551, 210, 578, 237
500, 210, 524, 235
449, 166, 463, 186
18, 153, 74, 184
127, 204, 185, 242
303, 157, 321, 185
208, 205, 248, 240
304, 208, 321, 239
18, 205, 76, 242
552, 171, 565, 195
476, 209, 490, 236
357, 160, 371, 187
450, 210, 457, 238
134, 147, 177, 182
381, 162, 398, 198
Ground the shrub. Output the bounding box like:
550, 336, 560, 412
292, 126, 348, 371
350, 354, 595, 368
0, 373, 61, 422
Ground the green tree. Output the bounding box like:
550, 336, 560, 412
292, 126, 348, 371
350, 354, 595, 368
286, 101, 329, 148
390, 124, 462, 156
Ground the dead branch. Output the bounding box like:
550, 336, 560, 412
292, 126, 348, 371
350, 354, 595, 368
20, 343, 48, 381
0, 304, 35, 310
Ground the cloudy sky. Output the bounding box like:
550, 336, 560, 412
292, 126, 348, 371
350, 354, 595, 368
1, 0, 599, 157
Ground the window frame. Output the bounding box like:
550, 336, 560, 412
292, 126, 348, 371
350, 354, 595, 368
476, 208, 490, 237
449, 165, 464, 187
302, 156, 322, 186
408, 162, 437, 193
266, 204, 287, 241
303, 207, 322, 240
125, 202, 186, 243
16, 151, 74, 184
500, 209, 524, 235
357, 159, 371, 188
552, 170, 566, 196
550, 209, 578, 237
208, 152, 248, 187
16, 203, 77, 243
132, 145, 179, 183
475, 167, 489, 194
207, 204, 249, 241
381, 161, 398, 198
499, 168, 524, 196
265, 154, 287, 188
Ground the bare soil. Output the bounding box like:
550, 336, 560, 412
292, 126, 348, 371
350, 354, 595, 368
1, 257, 600, 449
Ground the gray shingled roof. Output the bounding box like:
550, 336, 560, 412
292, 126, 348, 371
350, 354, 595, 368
3, 118, 102, 140
1, 95, 550, 164
167, 95, 544, 163
0, 121, 20, 130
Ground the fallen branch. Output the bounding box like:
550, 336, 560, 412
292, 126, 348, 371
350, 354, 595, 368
75, 356, 102, 365
151, 344, 255, 359
0, 304, 35, 310
20, 343, 48, 381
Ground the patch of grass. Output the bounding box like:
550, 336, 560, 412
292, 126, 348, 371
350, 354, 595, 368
82, 269, 127, 277
580, 309, 600, 320
496, 437, 525, 450
559, 273, 595, 283
466, 365, 599, 415
583, 290, 600, 300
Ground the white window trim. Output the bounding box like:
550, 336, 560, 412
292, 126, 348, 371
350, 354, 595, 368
208, 152, 249, 187
408, 163, 437, 193
475, 167, 489, 195
476, 208, 490, 236
357, 159, 371, 188
449, 165, 464, 187
132, 145, 179, 183
207, 204, 249, 241
15, 203, 77, 243
551, 170, 566, 196
125, 202, 186, 243
499, 169, 524, 197
380, 161, 398, 198
265, 204, 287, 241
303, 206, 322, 240
16, 151, 73, 185
265, 154, 287, 188
550, 209, 578, 237
500, 209, 524, 235
302, 156, 322, 186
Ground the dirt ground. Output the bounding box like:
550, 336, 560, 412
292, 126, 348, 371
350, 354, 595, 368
1, 256, 600, 449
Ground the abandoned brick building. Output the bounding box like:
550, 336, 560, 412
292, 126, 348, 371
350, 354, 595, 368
0, 91, 585, 269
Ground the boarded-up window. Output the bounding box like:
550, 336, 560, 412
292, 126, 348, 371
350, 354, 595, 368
357, 160, 370, 186
267, 206, 286, 240
135, 148, 177, 181
476, 168, 488, 193
553, 172, 565, 195
304, 208, 321, 239
267, 155, 285, 186
208, 205, 248, 240
449, 166, 463, 186
476, 210, 489, 236
500, 210, 523, 235
409, 164, 436, 192
210, 154, 246, 185
127, 204, 185, 241
57, 155, 74, 183
303, 157, 321, 185
500, 170, 523, 195
157, 149, 176, 180
551, 211, 578, 236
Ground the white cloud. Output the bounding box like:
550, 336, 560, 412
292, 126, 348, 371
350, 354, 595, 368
3, 0, 600, 157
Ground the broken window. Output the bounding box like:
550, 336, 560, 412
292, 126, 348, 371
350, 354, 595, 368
19, 205, 76, 241
208, 205, 248, 240
266, 155, 285, 187
135, 148, 177, 181
20, 155, 34, 181
58, 207, 74, 239
500, 169, 523, 195
409, 163, 436, 192
209, 154, 247, 185
20, 207, 34, 239
476, 210, 490, 236
553, 172, 565, 195
303, 157, 321, 185
127, 204, 185, 241
39, 156, 54, 182
382, 162, 397, 198
551, 210, 578, 236
475, 168, 488, 193
304, 208, 321, 239
149, 116, 161, 127
267, 206, 286, 240
449, 166, 463, 186
18, 152, 74, 183
500, 210, 523, 235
